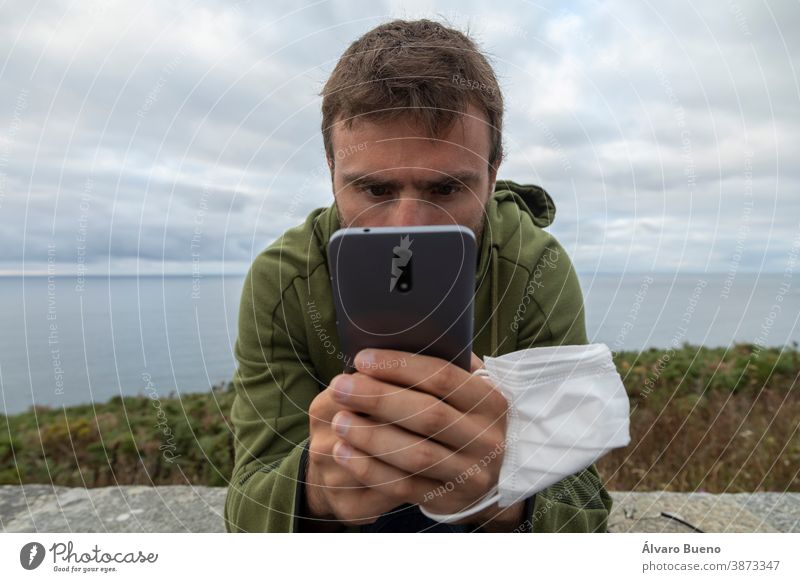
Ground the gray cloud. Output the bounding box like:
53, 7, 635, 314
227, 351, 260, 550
0, 0, 797, 276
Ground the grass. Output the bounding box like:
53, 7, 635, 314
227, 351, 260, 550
599, 342, 800, 492
1, 343, 798, 492
0, 389, 235, 488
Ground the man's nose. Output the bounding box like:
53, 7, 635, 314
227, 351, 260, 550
385, 194, 433, 227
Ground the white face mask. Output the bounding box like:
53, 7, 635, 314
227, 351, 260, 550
419, 343, 631, 524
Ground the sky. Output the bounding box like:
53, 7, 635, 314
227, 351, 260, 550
0, 0, 798, 276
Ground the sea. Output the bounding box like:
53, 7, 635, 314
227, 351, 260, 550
1, 272, 797, 415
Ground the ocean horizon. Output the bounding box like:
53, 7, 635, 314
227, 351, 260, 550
1, 272, 797, 415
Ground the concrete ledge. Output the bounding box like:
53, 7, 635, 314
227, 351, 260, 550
0, 485, 227, 533
608, 490, 798, 533
1, 486, 797, 533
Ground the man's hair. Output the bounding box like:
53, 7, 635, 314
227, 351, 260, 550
320, 18, 504, 173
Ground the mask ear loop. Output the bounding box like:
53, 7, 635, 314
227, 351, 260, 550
419, 487, 502, 524
417, 367, 505, 524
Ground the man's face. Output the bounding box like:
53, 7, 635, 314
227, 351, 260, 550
328, 102, 498, 249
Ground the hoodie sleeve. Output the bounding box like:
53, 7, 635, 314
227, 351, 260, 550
512, 234, 614, 533
224, 253, 319, 533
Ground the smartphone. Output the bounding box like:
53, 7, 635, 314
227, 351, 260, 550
328, 225, 476, 373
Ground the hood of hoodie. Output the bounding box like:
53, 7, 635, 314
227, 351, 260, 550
473, 180, 557, 355
310, 180, 558, 356
492, 180, 556, 228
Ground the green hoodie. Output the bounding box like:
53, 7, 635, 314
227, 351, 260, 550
224, 180, 614, 533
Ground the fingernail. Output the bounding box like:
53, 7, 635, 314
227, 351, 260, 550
332, 375, 352, 401
355, 349, 373, 369
332, 412, 350, 437
334, 440, 353, 463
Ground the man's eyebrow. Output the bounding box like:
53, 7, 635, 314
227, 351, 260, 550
340, 171, 482, 189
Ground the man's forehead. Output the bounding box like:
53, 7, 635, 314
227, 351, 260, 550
330, 103, 491, 155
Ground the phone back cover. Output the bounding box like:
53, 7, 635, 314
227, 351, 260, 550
328, 226, 475, 372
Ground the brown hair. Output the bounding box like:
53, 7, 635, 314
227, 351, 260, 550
320, 18, 504, 173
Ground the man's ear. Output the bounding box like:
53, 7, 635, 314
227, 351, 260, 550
488, 164, 499, 196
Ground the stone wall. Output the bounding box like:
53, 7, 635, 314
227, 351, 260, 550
1, 486, 797, 533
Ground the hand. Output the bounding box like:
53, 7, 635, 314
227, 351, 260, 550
305, 385, 403, 527
327, 349, 512, 526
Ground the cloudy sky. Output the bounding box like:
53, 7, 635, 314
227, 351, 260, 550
1, 0, 797, 276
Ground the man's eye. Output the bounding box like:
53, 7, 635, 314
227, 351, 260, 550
362, 185, 390, 197
433, 184, 462, 196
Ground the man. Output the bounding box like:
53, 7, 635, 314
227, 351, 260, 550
224, 18, 613, 533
